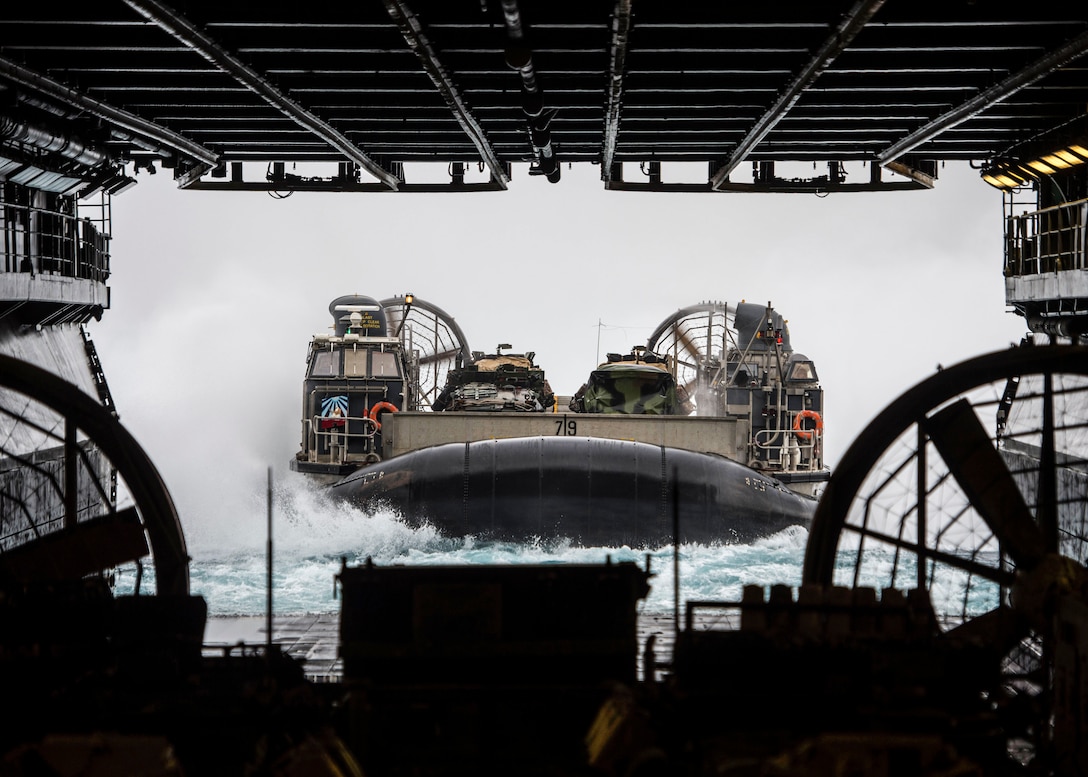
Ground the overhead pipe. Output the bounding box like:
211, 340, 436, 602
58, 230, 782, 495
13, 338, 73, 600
0, 54, 218, 173
1028, 314, 1088, 341
502, 0, 560, 183
0, 115, 109, 168
17, 94, 174, 167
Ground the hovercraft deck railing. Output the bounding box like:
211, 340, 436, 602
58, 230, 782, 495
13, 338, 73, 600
302, 414, 378, 466
751, 426, 821, 472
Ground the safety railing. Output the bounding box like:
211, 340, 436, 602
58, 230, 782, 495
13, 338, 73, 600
750, 411, 823, 474
1, 187, 111, 283
1004, 197, 1088, 278
303, 415, 378, 465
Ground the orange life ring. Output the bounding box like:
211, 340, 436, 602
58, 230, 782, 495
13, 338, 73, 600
369, 401, 399, 430
792, 409, 823, 441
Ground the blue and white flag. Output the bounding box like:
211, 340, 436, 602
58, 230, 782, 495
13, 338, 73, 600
321, 395, 349, 417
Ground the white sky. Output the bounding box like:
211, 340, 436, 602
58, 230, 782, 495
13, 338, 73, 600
92, 160, 1028, 534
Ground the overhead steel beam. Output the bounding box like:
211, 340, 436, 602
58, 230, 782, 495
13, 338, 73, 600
709, 0, 886, 190
601, 0, 633, 182
123, 0, 401, 191
879, 26, 1088, 166
0, 55, 218, 170
384, 0, 510, 189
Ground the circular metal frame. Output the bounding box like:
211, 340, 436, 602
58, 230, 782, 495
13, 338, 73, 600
381, 295, 471, 411
803, 346, 1088, 588
646, 302, 737, 411
802, 345, 1088, 766
0, 354, 188, 595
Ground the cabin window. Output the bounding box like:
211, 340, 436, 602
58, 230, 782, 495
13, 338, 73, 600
371, 351, 400, 377
310, 349, 339, 377
344, 349, 368, 376
787, 360, 818, 382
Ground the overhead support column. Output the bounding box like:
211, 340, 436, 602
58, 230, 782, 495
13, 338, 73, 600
878, 26, 1088, 169
501, 0, 560, 183
123, 0, 401, 191
601, 0, 633, 182
0, 55, 219, 179
709, 0, 885, 191
385, 0, 510, 189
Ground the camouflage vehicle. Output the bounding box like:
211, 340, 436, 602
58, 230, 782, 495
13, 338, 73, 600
432, 345, 555, 412
569, 346, 692, 415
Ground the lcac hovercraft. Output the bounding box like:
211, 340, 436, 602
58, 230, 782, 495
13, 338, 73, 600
293, 296, 828, 546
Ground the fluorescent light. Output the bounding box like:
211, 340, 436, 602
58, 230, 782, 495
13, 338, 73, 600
1041, 154, 1073, 169
1054, 149, 1085, 165
980, 134, 1088, 189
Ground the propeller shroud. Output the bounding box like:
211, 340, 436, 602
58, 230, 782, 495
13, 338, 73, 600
802, 345, 1088, 766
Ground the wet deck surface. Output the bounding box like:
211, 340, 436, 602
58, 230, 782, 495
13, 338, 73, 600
204, 614, 344, 681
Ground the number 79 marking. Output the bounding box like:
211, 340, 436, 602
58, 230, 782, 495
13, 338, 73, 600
555, 418, 577, 436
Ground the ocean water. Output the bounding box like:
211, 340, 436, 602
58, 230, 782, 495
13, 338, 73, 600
186, 525, 813, 618
112, 473, 808, 618
115, 473, 999, 625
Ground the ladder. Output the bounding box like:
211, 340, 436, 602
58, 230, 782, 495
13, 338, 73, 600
80, 324, 116, 418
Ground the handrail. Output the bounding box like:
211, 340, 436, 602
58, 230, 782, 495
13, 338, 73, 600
309, 414, 377, 440
1004, 198, 1088, 278
306, 415, 379, 465
1019, 195, 1088, 217
751, 414, 821, 474
1, 191, 111, 283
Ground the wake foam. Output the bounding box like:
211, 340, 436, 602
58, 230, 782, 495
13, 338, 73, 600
186, 483, 812, 616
